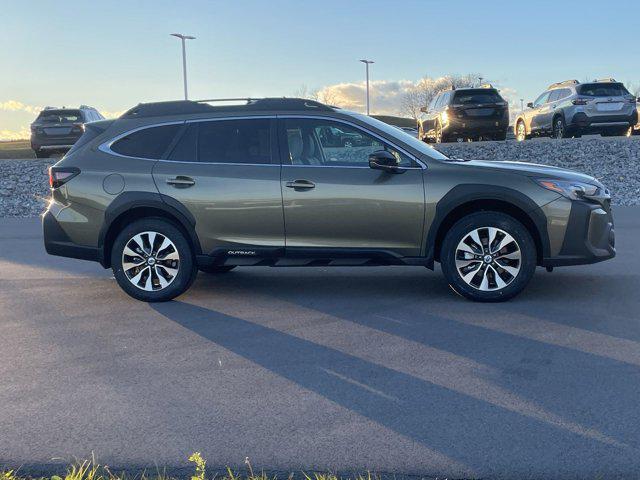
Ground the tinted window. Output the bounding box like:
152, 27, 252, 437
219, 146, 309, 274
168, 123, 198, 161
111, 124, 181, 159
37, 110, 82, 123
548, 90, 562, 102
453, 89, 503, 104
284, 118, 413, 168
577, 83, 629, 97
533, 92, 550, 107
198, 119, 271, 164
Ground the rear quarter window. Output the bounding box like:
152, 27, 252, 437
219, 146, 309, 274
111, 124, 182, 159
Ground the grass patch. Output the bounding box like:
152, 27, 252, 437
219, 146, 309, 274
0, 454, 383, 480
0, 140, 35, 159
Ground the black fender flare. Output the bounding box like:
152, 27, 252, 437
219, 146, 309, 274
424, 184, 550, 262
97, 191, 202, 266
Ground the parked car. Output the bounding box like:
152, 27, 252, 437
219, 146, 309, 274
316, 125, 373, 147
30, 105, 104, 158
43, 98, 615, 303
418, 85, 509, 143
514, 79, 638, 141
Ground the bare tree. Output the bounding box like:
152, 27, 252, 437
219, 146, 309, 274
401, 73, 483, 120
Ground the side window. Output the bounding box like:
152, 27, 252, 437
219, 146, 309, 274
168, 123, 198, 161
548, 90, 561, 103
560, 88, 572, 100
111, 124, 181, 159
428, 95, 438, 111
198, 118, 271, 164
283, 119, 414, 168
533, 92, 550, 108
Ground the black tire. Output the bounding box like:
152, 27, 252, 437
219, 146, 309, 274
552, 116, 568, 139
199, 265, 236, 274
111, 218, 197, 302
440, 211, 537, 302
35, 149, 49, 158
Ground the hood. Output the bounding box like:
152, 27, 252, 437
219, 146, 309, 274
455, 159, 601, 186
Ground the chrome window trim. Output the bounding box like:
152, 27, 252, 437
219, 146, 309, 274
278, 114, 427, 169
98, 120, 186, 160
98, 114, 426, 169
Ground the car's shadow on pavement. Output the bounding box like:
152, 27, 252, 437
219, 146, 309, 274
152, 280, 640, 476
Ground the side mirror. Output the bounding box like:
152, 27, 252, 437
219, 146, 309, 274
527, 102, 534, 109
420, 106, 428, 113
369, 150, 404, 174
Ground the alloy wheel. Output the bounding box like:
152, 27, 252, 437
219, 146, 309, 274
516, 122, 526, 141
554, 119, 564, 139
455, 227, 521, 291
122, 231, 180, 291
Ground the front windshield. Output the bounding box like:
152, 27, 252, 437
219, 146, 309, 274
349, 112, 449, 161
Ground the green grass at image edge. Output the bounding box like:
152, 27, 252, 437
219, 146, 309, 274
1, 453, 381, 480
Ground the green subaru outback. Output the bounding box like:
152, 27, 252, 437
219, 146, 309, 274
43, 98, 615, 302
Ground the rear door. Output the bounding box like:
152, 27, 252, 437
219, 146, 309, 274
152, 117, 284, 255
278, 117, 425, 257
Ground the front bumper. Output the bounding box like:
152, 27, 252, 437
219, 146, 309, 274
543, 200, 615, 267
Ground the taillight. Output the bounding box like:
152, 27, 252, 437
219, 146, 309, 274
629, 97, 637, 104
72, 123, 85, 133
49, 167, 80, 189
572, 98, 588, 105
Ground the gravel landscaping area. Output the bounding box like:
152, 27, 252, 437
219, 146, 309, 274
0, 136, 638, 217
435, 136, 640, 206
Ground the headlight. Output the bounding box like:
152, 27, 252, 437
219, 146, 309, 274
441, 110, 449, 124
535, 178, 599, 200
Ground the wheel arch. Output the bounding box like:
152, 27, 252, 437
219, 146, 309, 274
426, 185, 549, 266
98, 192, 202, 268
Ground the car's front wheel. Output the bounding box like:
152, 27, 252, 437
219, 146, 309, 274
111, 218, 197, 302
440, 212, 537, 302
515, 120, 528, 141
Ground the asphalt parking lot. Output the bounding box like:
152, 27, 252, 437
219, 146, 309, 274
1, 208, 639, 480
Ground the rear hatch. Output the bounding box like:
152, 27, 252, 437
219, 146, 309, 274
450, 89, 508, 120
33, 109, 85, 137
575, 82, 635, 118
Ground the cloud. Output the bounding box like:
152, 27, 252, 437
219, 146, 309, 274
316, 80, 416, 115
0, 100, 42, 115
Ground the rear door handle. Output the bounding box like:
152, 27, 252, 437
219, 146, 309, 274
285, 179, 315, 190
166, 176, 196, 188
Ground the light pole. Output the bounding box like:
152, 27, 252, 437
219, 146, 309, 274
170, 33, 196, 100
520, 98, 524, 112
359, 59, 374, 115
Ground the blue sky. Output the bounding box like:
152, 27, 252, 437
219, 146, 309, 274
2, 0, 639, 138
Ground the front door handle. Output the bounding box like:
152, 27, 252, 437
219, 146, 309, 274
166, 176, 195, 188
285, 179, 315, 190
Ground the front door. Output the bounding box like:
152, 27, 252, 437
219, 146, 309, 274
279, 117, 425, 257
153, 118, 284, 255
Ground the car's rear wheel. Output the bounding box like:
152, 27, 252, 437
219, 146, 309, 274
440, 212, 537, 302
515, 120, 528, 141
199, 265, 236, 274
111, 218, 197, 302
552, 116, 568, 139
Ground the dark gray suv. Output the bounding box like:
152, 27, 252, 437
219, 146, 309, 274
31, 105, 104, 157
43, 98, 615, 302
